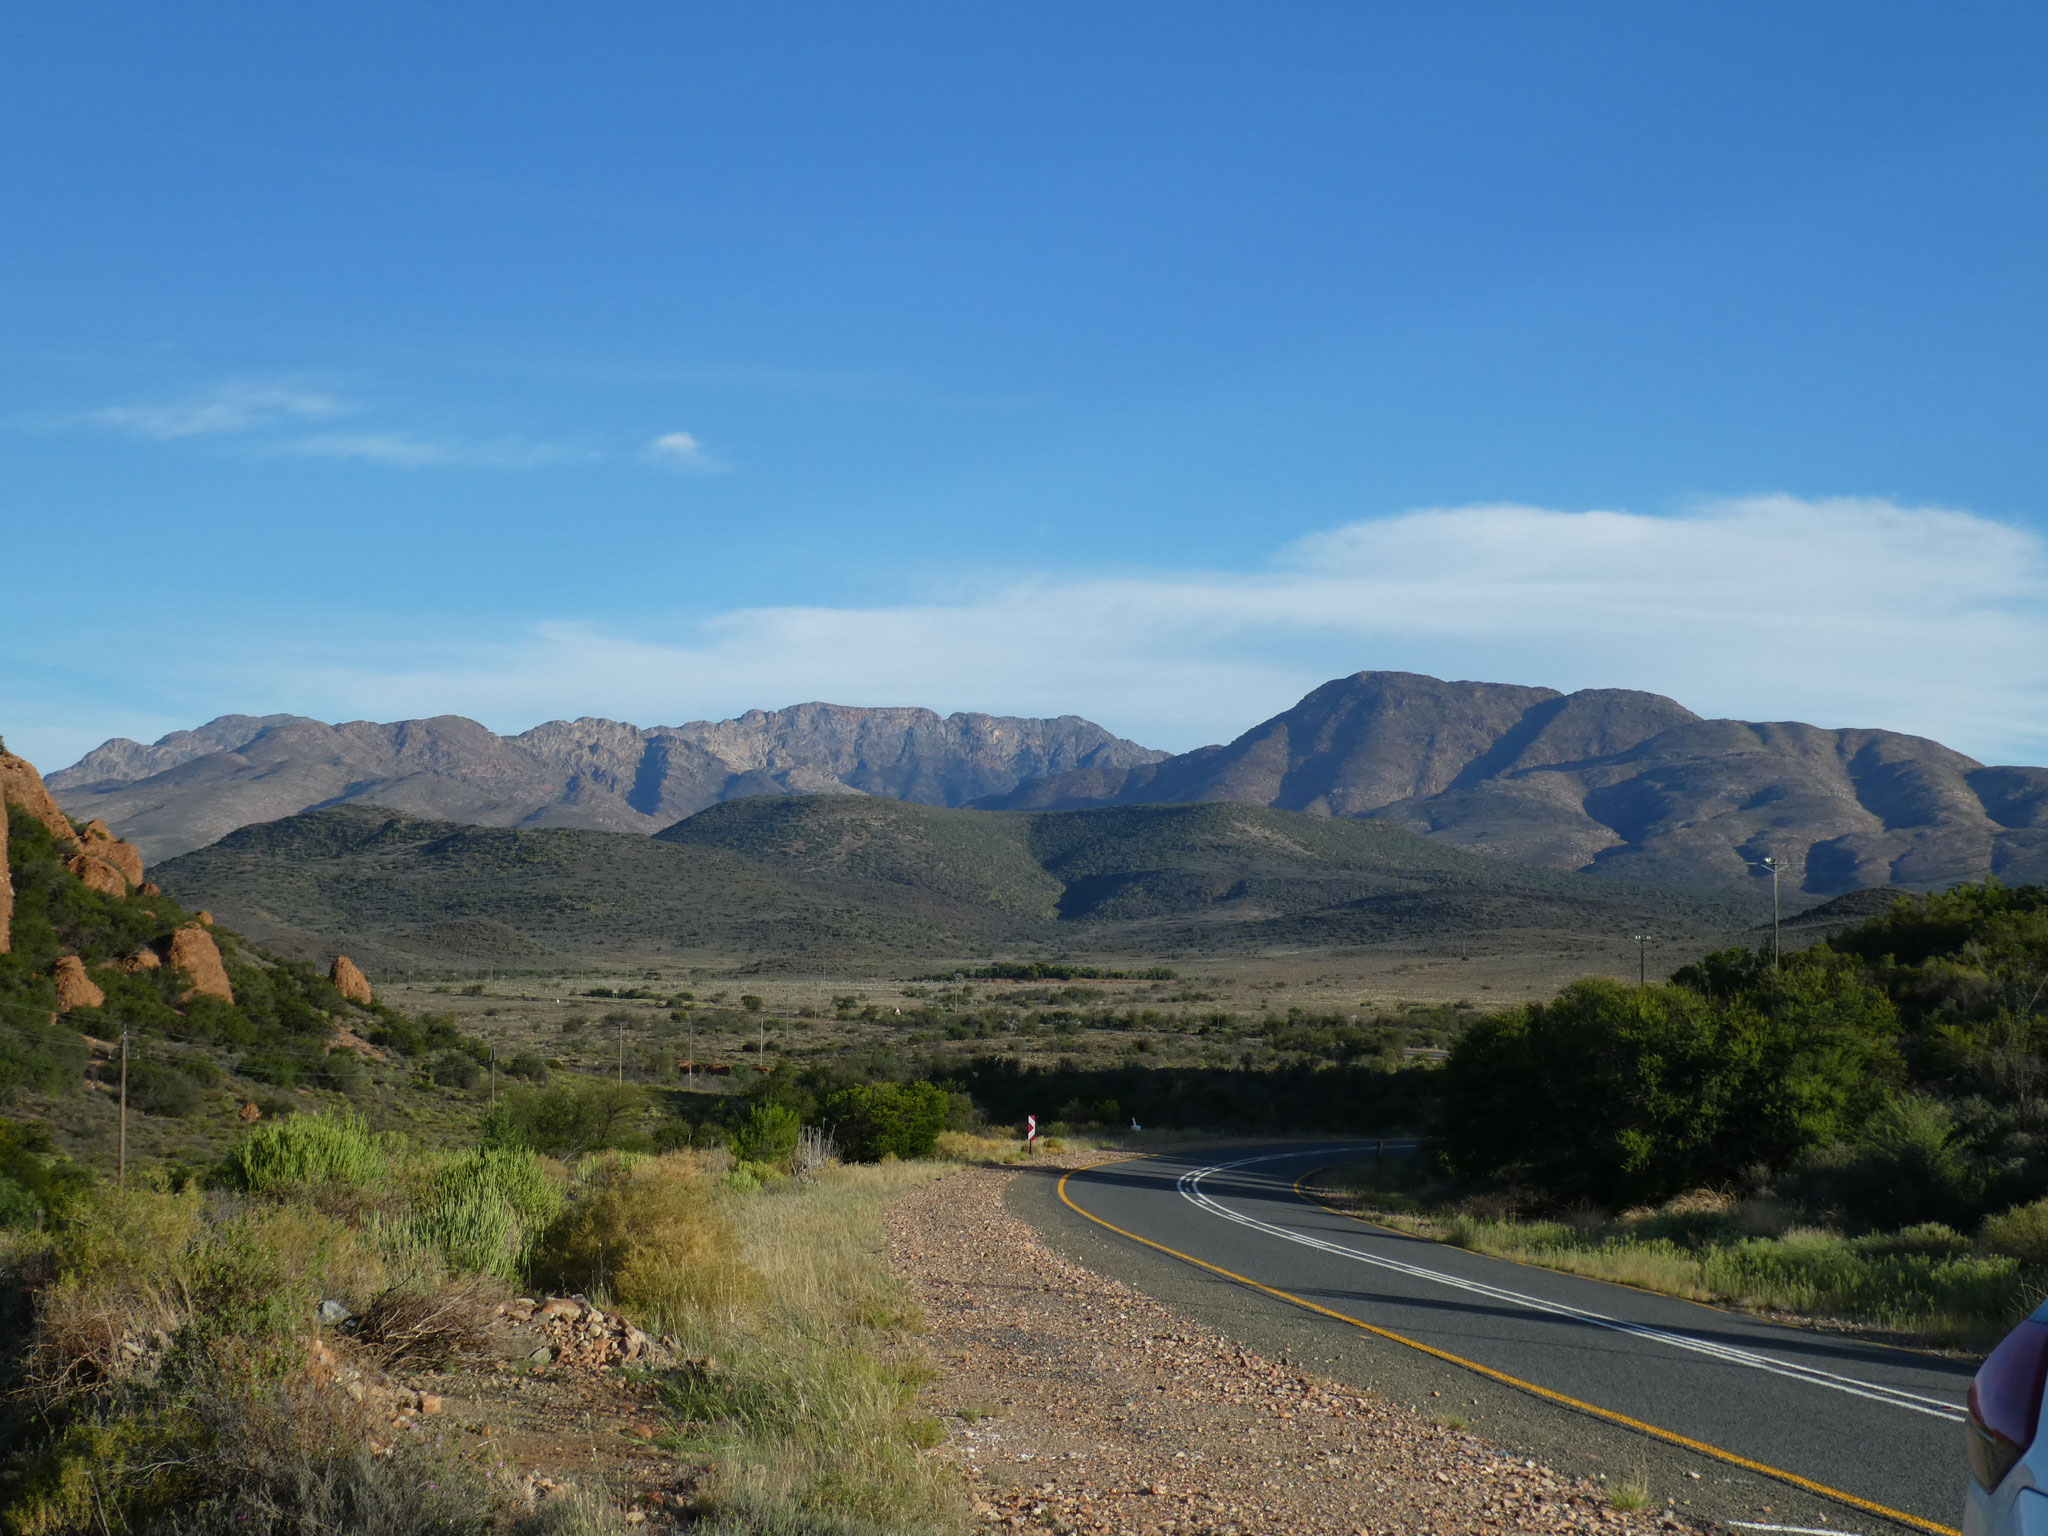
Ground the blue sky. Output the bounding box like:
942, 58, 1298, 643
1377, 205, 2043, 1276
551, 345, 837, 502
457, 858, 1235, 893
7, 4, 2048, 768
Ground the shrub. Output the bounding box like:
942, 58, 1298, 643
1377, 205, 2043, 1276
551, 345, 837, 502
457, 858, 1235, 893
732, 1104, 802, 1169
1983, 1198, 2048, 1264
822, 1083, 948, 1163
534, 1154, 753, 1322
0, 1015, 88, 1099
230, 1109, 389, 1193
430, 1050, 482, 1090
482, 1080, 650, 1156
0, 1122, 89, 1224
412, 1147, 564, 1284
126, 1060, 205, 1118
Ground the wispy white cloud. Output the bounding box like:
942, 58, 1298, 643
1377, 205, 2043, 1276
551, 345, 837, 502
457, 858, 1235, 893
53, 381, 348, 440
26, 377, 608, 473
644, 430, 726, 473
279, 432, 597, 470
159, 495, 2048, 770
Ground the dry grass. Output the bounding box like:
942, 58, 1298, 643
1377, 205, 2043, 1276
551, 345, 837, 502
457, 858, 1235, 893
654, 1159, 966, 1534
355, 1276, 505, 1370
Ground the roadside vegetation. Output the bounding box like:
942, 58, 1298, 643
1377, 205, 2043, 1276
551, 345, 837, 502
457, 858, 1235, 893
1336, 881, 2048, 1346
0, 1102, 977, 1536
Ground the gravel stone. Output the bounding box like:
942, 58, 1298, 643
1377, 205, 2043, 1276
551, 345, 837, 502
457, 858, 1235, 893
889, 1157, 1700, 1536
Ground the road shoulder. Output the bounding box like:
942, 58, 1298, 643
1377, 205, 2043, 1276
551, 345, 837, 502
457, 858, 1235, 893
887, 1153, 1695, 1535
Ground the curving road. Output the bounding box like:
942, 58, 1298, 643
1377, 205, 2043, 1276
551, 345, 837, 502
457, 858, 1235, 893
1035, 1144, 1976, 1536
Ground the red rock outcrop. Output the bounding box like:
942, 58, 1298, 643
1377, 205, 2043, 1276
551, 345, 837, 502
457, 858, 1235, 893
52, 955, 105, 1012
77, 819, 144, 889
167, 923, 234, 1003
329, 954, 373, 1005
123, 947, 162, 973
0, 749, 145, 948
66, 853, 129, 897
0, 748, 82, 850
195, 910, 214, 927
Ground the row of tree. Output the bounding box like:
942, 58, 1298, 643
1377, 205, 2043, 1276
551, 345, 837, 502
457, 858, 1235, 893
1436, 883, 2048, 1226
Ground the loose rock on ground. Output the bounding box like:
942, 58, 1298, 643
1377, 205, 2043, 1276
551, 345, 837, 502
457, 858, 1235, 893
888, 1155, 1698, 1536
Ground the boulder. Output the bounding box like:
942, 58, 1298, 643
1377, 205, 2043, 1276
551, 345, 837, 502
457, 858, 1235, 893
167, 924, 234, 1003
195, 910, 214, 927
123, 948, 162, 973
329, 954, 373, 1005
52, 955, 105, 1012
66, 854, 129, 898
238, 1101, 263, 1122
77, 820, 144, 889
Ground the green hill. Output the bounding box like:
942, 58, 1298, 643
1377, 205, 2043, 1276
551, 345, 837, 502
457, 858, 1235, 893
147, 795, 1758, 971
153, 805, 1002, 970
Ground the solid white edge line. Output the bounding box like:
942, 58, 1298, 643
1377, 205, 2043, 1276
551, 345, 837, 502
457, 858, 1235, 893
1177, 1149, 1967, 1425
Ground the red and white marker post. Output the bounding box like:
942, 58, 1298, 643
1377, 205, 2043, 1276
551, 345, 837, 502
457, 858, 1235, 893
1025, 1114, 1038, 1151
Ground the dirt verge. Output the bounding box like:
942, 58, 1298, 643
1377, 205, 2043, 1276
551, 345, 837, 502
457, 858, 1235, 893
889, 1155, 1697, 1535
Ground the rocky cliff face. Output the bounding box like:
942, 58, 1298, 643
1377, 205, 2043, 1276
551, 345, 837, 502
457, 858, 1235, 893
50, 706, 1167, 861
977, 671, 2048, 897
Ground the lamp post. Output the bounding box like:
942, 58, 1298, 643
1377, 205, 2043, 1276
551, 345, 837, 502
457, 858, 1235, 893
1632, 935, 1654, 990
1749, 855, 1783, 970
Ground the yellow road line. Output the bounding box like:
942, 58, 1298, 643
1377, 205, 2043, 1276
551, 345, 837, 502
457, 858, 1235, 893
1055, 1160, 1960, 1536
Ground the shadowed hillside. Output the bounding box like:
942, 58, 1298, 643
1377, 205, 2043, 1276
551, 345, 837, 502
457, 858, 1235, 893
155, 796, 1755, 971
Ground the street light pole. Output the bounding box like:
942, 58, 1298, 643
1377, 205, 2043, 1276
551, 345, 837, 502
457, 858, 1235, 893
1632, 935, 1654, 989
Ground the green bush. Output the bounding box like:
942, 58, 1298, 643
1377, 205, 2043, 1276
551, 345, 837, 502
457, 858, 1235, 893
0, 1121, 89, 1224
1436, 976, 1898, 1206
430, 1050, 482, 1090
823, 1082, 948, 1163
0, 1014, 88, 1098
126, 1060, 205, 1118
731, 1103, 802, 1168
1983, 1198, 2048, 1264
413, 1147, 564, 1283
0, 1175, 41, 1228
481, 1079, 649, 1156
230, 1108, 389, 1193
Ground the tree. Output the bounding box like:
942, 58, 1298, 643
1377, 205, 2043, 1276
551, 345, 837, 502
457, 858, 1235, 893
731, 1102, 802, 1168
823, 1081, 949, 1162
1435, 977, 1897, 1206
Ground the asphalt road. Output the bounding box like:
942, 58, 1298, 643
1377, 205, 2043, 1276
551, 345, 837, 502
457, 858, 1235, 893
1027, 1143, 1978, 1536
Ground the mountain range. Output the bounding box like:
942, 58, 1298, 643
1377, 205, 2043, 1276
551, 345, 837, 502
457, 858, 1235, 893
48, 706, 1164, 862
51, 672, 2048, 897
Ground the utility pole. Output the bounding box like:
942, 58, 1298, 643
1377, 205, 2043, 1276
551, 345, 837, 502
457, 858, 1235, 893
1749, 855, 1784, 969
489, 1042, 497, 1105
1633, 935, 1654, 989
118, 1030, 129, 1190
617, 1017, 625, 1086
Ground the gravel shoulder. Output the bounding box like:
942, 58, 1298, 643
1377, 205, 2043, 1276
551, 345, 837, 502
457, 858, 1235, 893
887, 1154, 1704, 1536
